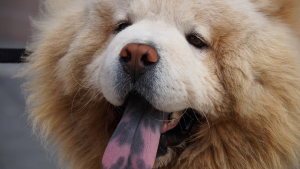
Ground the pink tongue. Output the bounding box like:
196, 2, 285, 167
102, 94, 167, 169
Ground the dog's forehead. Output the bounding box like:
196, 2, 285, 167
113, 0, 252, 17
91, 0, 257, 28
110, 0, 257, 30
118, 0, 200, 21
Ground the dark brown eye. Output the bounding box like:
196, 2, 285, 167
187, 34, 206, 48
116, 22, 131, 32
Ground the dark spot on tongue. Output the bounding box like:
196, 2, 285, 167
110, 157, 125, 169
143, 116, 158, 133
102, 94, 167, 169
130, 126, 144, 155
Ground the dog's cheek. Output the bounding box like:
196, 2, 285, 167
87, 49, 126, 106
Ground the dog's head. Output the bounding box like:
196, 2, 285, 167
26, 0, 300, 168
87, 1, 240, 167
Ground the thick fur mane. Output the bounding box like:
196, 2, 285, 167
24, 0, 300, 169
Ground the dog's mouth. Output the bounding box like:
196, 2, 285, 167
102, 92, 199, 169
156, 108, 197, 158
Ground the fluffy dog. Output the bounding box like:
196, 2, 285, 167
24, 0, 300, 168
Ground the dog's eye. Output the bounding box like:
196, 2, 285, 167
116, 22, 131, 32
187, 34, 206, 49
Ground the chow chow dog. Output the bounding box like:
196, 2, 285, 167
24, 0, 300, 168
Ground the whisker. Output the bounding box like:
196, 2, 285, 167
178, 118, 184, 132
186, 100, 201, 123
78, 87, 93, 103
85, 91, 103, 120
187, 96, 210, 129
180, 109, 190, 132
67, 57, 89, 88
149, 110, 187, 122
77, 89, 99, 114
71, 85, 84, 118
71, 82, 91, 120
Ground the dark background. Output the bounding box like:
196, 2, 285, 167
0, 1, 57, 168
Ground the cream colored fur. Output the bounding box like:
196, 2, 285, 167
24, 0, 300, 168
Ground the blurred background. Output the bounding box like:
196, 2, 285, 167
0, 0, 57, 168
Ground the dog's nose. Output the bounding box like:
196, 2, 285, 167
119, 43, 158, 83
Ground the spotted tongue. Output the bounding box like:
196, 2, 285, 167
102, 94, 167, 169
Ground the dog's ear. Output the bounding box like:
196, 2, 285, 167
252, 0, 300, 37
42, 0, 81, 14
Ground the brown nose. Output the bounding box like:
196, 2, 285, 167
119, 43, 159, 83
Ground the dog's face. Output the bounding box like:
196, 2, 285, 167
89, 0, 223, 113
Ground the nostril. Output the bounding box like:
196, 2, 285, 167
120, 47, 132, 63
141, 49, 159, 66
120, 56, 131, 63
141, 53, 157, 66
126, 48, 131, 59
141, 54, 150, 65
